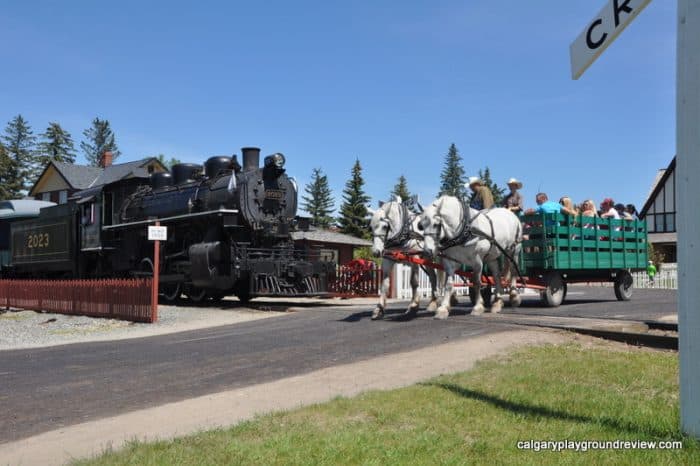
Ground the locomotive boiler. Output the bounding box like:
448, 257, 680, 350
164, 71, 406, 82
5, 147, 335, 303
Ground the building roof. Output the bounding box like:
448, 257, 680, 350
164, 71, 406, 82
640, 156, 675, 218
52, 161, 104, 190
88, 158, 161, 187
0, 200, 55, 220
31, 158, 166, 196
291, 229, 372, 246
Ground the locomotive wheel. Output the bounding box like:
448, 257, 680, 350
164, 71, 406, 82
468, 285, 492, 307
160, 282, 182, 303
234, 278, 252, 304
540, 272, 565, 307
207, 291, 227, 303
614, 270, 633, 301
185, 286, 207, 304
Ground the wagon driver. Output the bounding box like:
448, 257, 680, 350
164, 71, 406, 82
467, 176, 494, 210
502, 177, 524, 215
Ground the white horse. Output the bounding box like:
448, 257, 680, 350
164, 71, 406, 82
418, 195, 523, 319
370, 198, 441, 320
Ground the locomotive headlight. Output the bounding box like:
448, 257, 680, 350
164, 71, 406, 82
264, 153, 286, 169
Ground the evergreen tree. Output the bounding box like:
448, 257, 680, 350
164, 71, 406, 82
338, 159, 371, 239
81, 117, 121, 166
156, 154, 182, 169
38, 122, 76, 165
390, 175, 412, 202
0, 142, 21, 200
438, 143, 467, 200
2, 115, 39, 195
469, 166, 506, 206
301, 167, 335, 228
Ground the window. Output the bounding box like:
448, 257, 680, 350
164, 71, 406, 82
59, 190, 68, 204
665, 213, 675, 232
646, 215, 655, 233
41, 192, 51, 201
82, 203, 95, 226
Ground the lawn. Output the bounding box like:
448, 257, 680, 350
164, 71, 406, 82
74, 344, 698, 466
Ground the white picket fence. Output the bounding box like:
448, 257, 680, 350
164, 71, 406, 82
392, 263, 470, 299
632, 263, 678, 290
393, 262, 678, 297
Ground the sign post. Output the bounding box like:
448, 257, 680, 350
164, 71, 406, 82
147, 223, 167, 322
677, 0, 700, 437
572, 0, 700, 438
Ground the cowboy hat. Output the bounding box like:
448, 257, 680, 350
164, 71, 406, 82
506, 177, 523, 189
466, 176, 483, 187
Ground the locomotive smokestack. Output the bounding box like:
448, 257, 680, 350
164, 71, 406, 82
241, 147, 260, 172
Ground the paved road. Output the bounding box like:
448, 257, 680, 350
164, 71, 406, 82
0, 287, 676, 443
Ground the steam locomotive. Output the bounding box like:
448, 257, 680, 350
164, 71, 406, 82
3, 147, 335, 302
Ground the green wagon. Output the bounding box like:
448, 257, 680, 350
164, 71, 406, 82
518, 212, 648, 306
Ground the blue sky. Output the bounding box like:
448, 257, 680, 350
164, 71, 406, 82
0, 0, 676, 213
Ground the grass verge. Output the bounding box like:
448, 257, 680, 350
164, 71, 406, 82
74, 344, 698, 465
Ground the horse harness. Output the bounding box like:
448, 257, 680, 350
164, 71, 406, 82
376, 203, 421, 249
436, 201, 526, 284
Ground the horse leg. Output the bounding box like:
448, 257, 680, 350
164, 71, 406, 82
435, 262, 455, 320
507, 245, 522, 308
488, 258, 505, 314
471, 258, 486, 315
372, 259, 392, 320
425, 266, 439, 312
405, 264, 420, 316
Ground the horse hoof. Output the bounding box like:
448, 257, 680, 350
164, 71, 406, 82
490, 300, 504, 314
509, 294, 522, 308
371, 308, 384, 320
471, 305, 485, 316
426, 300, 439, 312
434, 307, 449, 320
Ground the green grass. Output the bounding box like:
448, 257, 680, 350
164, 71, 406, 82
74, 344, 699, 466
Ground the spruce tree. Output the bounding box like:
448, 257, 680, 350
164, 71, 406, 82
338, 159, 371, 239
81, 117, 121, 166
469, 167, 506, 206
390, 175, 412, 202
438, 143, 467, 200
0, 142, 21, 200
156, 154, 182, 169
38, 122, 76, 165
301, 168, 334, 228
2, 115, 39, 195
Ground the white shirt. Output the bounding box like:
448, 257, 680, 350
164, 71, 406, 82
601, 207, 620, 219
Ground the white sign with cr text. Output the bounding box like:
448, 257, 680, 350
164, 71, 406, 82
570, 0, 652, 79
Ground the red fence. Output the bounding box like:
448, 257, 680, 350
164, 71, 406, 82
329, 263, 384, 297
0, 279, 155, 323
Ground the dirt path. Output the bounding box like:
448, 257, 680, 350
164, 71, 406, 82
0, 328, 571, 465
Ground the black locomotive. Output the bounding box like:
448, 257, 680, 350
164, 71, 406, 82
3, 147, 335, 302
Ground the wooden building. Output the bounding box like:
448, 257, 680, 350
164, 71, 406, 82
291, 228, 371, 265
640, 156, 677, 262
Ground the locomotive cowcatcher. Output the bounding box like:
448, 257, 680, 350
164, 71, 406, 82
4, 147, 335, 303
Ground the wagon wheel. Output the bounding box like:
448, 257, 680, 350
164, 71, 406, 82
184, 285, 207, 304
614, 270, 633, 301
540, 272, 565, 307
468, 284, 492, 307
